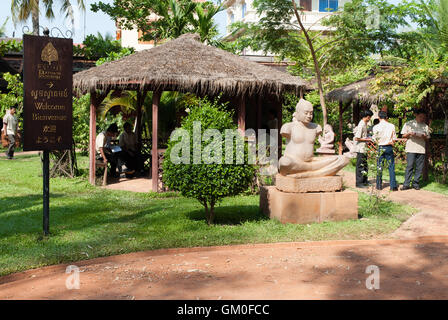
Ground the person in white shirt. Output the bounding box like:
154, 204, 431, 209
400, 109, 431, 190
354, 110, 374, 188
96, 123, 120, 177
372, 111, 398, 191
2, 107, 18, 159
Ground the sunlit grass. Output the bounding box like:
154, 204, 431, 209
0, 154, 414, 276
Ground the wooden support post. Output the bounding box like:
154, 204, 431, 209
136, 90, 146, 148
152, 91, 161, 192
89, 91, 108, 186
338, 101, 343, 155
89, 92, 98, 185
353, 101, 361, 125
257, 96, 262, 132
238, 95, 246, 134
277, 97, 283, 158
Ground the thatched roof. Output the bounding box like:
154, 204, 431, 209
73, 33, 306, 97
326, 76, 386, 104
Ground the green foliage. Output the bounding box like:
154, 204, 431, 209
91, 0, 222, 44
371, 55, 447, 114
322, 0, 422, 61
226, 0, 421, 78
73, 33, 129, 61
0, 73, 23, 120
72, 94, 90, 154
163, 97, 256, 224
96, 47, 134, 66
408, 0, 448, 57
0, 40, 23, 57
98, 90, 192, 147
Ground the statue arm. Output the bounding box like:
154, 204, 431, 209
280, 123, 293, 139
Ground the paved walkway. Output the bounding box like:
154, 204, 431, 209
102, 177, 153, 193
1, 237, 448, 299
341, 171, 448, 239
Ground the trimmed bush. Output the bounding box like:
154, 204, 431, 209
163, 97, 256, 225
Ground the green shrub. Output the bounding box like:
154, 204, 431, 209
163, 97, 256, 225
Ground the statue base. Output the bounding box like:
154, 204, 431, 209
275, 174, 343, 193
260, 186, 358, 225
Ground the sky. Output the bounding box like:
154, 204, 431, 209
0, 0, 405, 44
0, 0, 228, 44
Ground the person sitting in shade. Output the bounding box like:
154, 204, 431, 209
119, 122, 142, 175
372, 111, 398, 191
400, 109, 431, 191
354, 110, 374, 188
96, 123, 120, 178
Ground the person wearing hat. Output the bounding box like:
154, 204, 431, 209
96, 123, 120, 177
400, 109, 431, 190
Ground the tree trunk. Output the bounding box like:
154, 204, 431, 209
292, 0, 327, 128
338, 102, 343, 155
204, 202, 211, 225
209, 202, 215, 225
32, 0, 40, 35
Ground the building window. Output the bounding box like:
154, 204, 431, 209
242, 3, 246, 18
319, 0, 338, 12
300, 0, 312, 11
230, 13, 235, 23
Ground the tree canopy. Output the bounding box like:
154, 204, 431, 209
91, 0, 223, 44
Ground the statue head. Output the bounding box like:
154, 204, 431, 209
294, 99, 314, 124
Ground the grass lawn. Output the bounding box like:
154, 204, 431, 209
0, 154, 415, 276
345, 159, 448, 196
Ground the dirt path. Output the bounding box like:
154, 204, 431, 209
341, 171, 448, 239
2, 170, 448, 299
1, 237, 448, 300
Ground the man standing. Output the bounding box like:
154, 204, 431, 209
400, 109, 431, 190
354, 110, 373, 188
373, 111, 398, 191
96, 123, 120, 177
2, 107, 18, 160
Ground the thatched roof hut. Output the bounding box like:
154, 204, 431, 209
73, 33, 306, 97
78, 33, 306, 191
326, 76, 384, 104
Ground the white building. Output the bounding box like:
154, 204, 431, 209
225, 0, 350, 62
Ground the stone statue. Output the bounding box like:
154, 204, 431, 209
343, 138, 357, 159
317, 124, 336, 154
278, 99, 350, 179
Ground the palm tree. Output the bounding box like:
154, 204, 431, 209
99, 91, 188, 145
11, 0, 85, 36
417, 0, 448, 55
0, 18, 9, 37
191, 2, 223, 43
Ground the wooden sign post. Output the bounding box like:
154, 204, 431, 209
23, 34, 73, 236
